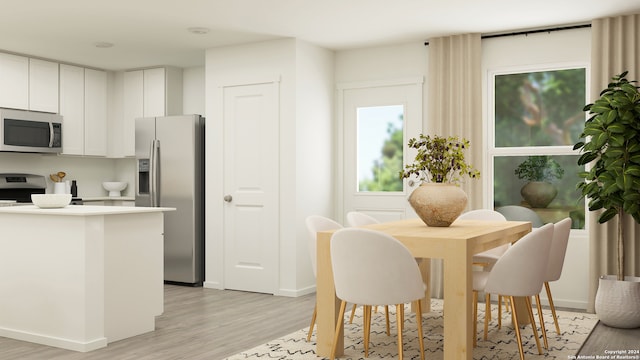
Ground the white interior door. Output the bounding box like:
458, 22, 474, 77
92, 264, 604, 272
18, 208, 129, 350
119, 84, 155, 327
223, 82, 279, 294
341, 80, 423, 223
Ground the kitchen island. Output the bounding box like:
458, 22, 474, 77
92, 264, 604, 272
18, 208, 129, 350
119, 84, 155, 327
0, 205, 174, 352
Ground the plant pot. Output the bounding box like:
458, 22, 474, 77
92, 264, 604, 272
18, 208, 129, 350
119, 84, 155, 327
594, 275, 640, 328
408, 183, 467, 227
520, 181, 557, 208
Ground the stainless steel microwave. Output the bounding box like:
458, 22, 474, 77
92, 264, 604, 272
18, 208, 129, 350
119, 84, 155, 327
0, 108, 62, 153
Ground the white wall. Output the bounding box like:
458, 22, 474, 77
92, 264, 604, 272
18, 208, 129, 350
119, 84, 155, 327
0, 152, 121, 197
481, 27, 591, 309
183, 66, 205, 115
293, 40, 335, 292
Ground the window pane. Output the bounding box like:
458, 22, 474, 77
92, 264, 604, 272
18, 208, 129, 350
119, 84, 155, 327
357, 105, 404, 192
495, 68, 586, 147
494, 155, 584, 229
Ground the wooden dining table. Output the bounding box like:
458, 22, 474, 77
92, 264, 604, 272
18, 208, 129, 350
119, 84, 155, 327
315, 217, 532, 360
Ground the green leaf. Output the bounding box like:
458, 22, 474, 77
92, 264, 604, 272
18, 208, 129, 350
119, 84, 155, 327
599, 208, 619, 223
604, 110, 619, 125
583, 126, 603, 137
625, 165, 640, 177
624, 201, 639, 216
607, 123, 626, 133
573, 142, 585, 150
578, 152, 598, 165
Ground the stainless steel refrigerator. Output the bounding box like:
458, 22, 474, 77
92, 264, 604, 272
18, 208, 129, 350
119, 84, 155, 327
135, 115, 205, 286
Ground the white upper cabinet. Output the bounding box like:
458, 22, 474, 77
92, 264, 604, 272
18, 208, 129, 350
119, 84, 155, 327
0, 53, 29, 110
29, 58, 59, 113
84, 69, 108, 156
119, 66, 183, 157
60, 65, 107, 156
59, 64, 85, 155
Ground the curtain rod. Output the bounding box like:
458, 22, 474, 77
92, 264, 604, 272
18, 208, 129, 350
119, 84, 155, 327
423, 23, 592, 46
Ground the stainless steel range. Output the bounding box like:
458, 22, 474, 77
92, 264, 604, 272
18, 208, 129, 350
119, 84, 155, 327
0, 173, 46, 203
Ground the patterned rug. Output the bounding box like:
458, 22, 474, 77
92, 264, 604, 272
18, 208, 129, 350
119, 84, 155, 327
225, 299, 598, 360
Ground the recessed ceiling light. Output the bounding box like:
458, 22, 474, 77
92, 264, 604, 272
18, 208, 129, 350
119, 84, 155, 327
94, 42, 114, 48
188, 27, 210, 35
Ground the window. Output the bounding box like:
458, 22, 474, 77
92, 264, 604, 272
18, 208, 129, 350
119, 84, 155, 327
356, 105, 404, 192
490, 67, 586, 228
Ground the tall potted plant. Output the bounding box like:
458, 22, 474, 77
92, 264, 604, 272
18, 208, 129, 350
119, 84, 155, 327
574, 71, 640, 328
400, 134, 480, 227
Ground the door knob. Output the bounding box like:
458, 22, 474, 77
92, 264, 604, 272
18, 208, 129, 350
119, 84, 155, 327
223, 195, 233, 203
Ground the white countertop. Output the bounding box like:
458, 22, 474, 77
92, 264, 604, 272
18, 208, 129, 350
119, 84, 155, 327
0, 205, 175, 216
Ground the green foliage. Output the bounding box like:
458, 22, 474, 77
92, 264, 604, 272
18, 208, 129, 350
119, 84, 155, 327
495, 69, 586, 147
359, 123, 404, 191
575, 71, 640, 280
400, 134, 480, 184
575, 71, 640, 225
514, 156, 565, 182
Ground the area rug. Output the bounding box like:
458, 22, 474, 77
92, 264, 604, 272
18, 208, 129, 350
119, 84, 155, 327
225, 299, 597, 360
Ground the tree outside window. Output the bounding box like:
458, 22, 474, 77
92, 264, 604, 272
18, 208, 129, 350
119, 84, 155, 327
491, 67, 586, 229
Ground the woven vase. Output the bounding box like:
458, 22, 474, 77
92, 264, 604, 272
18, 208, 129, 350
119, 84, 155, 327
594, 275, 640, 328
408, 183, 467, 227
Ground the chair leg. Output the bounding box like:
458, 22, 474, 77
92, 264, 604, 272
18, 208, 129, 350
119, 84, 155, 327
544, 282, 561, 334
306, 302, 317, 342
349, 303, 357, 324
415, 300, 425, 360
364, 305, 371, 357
384, 305, 390, 336
509, 296, 526, 360
484, 292, 490, 340
396, 304, 404, 360
472, 290, 478, 347
330, 300, 347, 360
498, 295, 502, 329
535, 294, 549, 350
525, 296, 543, 355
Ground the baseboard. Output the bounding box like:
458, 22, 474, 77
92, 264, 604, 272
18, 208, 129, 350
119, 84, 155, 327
275, 285, 316, 297
203, 280, 223, 289
0, 327, 107, 352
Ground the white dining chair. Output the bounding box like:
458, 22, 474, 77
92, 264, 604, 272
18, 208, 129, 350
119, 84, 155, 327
457, 209, 509, 329
472, 223, 554, 360
346, 211, 379, 227
457, 209, 509, 266
495, 205, 544, 227
543, 217, 572, 334
305, 215, 343, 342
345, 211, 390, 333
330, 228, 426, 360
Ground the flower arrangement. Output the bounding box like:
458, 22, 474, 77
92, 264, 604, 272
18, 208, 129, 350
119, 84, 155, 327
514, 156, 564, 183
399, 134, 480, 184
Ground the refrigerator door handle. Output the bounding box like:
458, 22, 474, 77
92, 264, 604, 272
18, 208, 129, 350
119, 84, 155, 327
150, 139, 161, 207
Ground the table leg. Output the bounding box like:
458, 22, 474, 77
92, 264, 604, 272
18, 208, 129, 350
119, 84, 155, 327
443, 249, 473, 360
316, 231, 342, 357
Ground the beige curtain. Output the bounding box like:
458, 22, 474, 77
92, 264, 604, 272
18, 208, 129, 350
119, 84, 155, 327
426, 33, 482, 298
588, 14, 640, 312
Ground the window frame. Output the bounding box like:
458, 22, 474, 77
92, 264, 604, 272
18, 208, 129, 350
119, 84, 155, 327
485, 62, 590, 231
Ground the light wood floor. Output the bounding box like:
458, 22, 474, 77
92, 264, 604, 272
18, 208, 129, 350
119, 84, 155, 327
0, 285, 635, 359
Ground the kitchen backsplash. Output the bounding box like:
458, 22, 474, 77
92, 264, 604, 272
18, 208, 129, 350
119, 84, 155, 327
0, 152, 135, 198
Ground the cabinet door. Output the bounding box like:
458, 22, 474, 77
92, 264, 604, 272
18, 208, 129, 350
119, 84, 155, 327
84, 69, 107, 156
29, 58, 59, 113
123, 70, 144, 157
59, 64, 85, 155
143, 67, 166, 117
0, 53, 29, 110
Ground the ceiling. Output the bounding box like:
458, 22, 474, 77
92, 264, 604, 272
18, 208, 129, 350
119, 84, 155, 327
2, 0, 639, 71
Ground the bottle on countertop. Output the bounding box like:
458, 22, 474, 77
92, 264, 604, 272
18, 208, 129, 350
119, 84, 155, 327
71, 180, 78, 197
